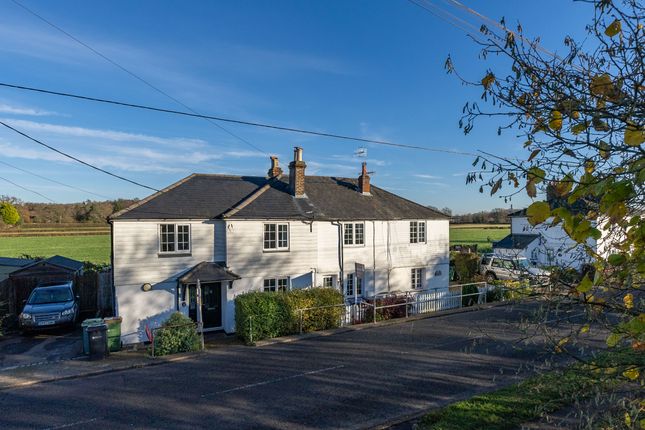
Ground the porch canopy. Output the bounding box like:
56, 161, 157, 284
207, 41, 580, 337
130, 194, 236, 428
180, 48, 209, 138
179, 262, 240, 284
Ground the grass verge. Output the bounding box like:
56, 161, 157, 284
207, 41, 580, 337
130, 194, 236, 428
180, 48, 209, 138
418, 349, 643, 430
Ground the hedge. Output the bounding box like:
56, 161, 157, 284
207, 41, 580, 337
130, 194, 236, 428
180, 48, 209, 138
452, 252, 480, 283
235, 287, 344, 344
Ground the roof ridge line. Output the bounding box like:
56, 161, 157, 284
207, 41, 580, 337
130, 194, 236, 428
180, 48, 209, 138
221, 175, 280, 219
109, 173, 197, 220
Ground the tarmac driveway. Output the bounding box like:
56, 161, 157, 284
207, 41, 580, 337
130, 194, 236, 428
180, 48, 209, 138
0, 328, 82, 370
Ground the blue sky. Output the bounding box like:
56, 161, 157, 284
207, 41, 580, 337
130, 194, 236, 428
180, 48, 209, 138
0, 0, 591, 214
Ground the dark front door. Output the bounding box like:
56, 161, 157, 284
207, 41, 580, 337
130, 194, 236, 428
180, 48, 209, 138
187, 282, 222, 328
201, 282, 222, 328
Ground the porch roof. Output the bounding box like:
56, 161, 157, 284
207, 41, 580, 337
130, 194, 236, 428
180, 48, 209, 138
178, 262, 241, 284
493, 234, 539, 250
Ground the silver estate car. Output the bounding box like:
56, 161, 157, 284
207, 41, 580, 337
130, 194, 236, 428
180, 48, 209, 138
19, 282, 79, 332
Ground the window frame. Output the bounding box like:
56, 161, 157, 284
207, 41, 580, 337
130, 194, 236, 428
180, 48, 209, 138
322, 275, 335, 288
263, 277, 289, 292
345, 273, 363, 297
263, 222, 290, 251
410, 221, 427, 244
411, 268, 424, 289
158, 223, 191, 255
343, 222, 365, 246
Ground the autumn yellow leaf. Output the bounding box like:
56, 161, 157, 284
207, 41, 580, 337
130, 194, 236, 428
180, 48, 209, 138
622, 367, 639, 381
579, 324, 590, 334
605, 19, 622, 37
624, 293, 634, 309
571, 111, 580, 120
526, 180, 537, 198
549, 110, 563, 131
481, 72, 495, 90
599, 140, 610, 159
585, 160, 595, 173
625, 122, 645, 147
571, 122, 587, 135
590, 74, 613, 97
527, 201, 551, 225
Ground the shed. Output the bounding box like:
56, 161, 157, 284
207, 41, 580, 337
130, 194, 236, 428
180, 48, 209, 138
3, 255, 84, 315
0, 257, 35, 282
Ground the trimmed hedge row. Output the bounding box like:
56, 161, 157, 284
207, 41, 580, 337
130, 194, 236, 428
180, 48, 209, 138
235, 288, 344, 344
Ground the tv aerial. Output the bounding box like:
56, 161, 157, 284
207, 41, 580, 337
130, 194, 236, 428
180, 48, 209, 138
354, 147, 367, 158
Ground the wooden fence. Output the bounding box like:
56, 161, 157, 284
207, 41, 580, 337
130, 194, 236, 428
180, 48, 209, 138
0, 270, 114, 318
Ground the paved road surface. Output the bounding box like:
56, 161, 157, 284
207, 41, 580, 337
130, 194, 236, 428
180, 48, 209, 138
0, 303, 599, 430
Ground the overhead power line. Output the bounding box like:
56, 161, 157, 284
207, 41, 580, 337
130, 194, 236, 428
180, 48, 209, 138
10, 0, 267, 156
0, 82, 478, 157
0, 159, 111, 199
0, 174, 55, 202
0, 120, 159, 192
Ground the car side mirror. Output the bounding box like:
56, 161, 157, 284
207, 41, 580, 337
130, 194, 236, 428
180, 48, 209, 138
22, 299, 27, 305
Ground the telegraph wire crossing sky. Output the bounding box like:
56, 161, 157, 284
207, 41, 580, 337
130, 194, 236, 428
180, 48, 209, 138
0, 1, 591, 213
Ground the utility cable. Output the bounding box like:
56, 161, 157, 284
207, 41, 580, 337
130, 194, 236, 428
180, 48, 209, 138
0, 174, 56, 202
0, 82, 478, 157
0, 159, 111, 199
10, 0, 267, 156
0, 120, 159, 192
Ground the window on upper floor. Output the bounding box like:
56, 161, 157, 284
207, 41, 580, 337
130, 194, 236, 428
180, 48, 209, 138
159, 224, 190, 254
410, 221, 426, 243
263, 223, 289, 251
411, 268, 424, 289
264, 277, 288, 292
343, 222, 364, 246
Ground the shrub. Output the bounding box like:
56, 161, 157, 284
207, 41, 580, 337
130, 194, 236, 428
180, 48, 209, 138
461, 284, 480, 307
485, 286, 504, 303
365, 295, 408, 321
0, 202, 20, 225
452, 252, 480, 283
152, 312, 201, 356
235, 287, 344, 344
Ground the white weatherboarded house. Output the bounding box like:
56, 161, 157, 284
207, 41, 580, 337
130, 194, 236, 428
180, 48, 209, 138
110, 148, 449, 344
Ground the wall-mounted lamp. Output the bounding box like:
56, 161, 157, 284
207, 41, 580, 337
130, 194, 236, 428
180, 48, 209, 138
141, 283, 152, 292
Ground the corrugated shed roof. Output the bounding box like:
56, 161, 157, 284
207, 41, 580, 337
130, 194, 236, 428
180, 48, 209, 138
112, 174, 448, 221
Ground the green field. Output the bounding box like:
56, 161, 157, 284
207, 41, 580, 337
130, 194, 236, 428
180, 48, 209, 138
449, 225, 509, 253
0, 235, 110, 264
0, 224, 510, 265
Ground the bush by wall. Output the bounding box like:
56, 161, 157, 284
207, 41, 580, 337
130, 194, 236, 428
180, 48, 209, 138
452, 252, 480, 283
235, 287, 344, 344
461, 283, 480, 307
152, 312, 201, 356
365, 295, 408, 321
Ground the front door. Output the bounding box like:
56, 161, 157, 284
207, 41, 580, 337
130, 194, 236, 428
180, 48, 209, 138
201, 282, 222, 328
187, 282, 222, 328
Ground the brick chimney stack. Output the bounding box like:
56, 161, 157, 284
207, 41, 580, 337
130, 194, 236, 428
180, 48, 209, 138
288, 147, 306, 197
358, 162, 371, 195
267, 156, 283, 178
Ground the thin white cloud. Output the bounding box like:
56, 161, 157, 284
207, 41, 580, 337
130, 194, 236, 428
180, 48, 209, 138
0, 103, 57, 117
414, 174, 443, 179
307, 161, 357, 175
0, 118, 207, 148
223, 150, 266, 158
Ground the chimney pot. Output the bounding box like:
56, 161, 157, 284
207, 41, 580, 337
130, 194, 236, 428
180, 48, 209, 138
289, 147, 306, 197
358, 162, 371, 195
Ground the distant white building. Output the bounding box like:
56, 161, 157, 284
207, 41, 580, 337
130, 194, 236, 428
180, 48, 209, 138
493, 207, 604, 271
110, 148, 449, 344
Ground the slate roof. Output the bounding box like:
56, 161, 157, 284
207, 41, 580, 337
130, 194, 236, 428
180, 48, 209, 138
0, 257, 35, 267
493, 234, 539, 250
111, 174, 448, 221
178, 262, 241, 284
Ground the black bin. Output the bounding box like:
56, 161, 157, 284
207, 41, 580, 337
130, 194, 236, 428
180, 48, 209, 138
87, 324, 109, 361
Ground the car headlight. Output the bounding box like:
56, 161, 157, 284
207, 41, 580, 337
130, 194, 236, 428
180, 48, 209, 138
61, 308, 75, 316
20, 313, 31, 320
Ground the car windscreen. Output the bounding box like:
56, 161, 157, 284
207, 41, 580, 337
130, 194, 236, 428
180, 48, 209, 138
514, 259, 530, 270
28, 287, 73, 304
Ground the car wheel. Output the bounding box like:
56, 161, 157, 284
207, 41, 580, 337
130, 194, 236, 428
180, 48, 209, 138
486, 272, 497, 283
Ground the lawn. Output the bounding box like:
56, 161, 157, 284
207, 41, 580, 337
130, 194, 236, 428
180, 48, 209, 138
449, 225, 509, 253
0, 235, 110, 264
